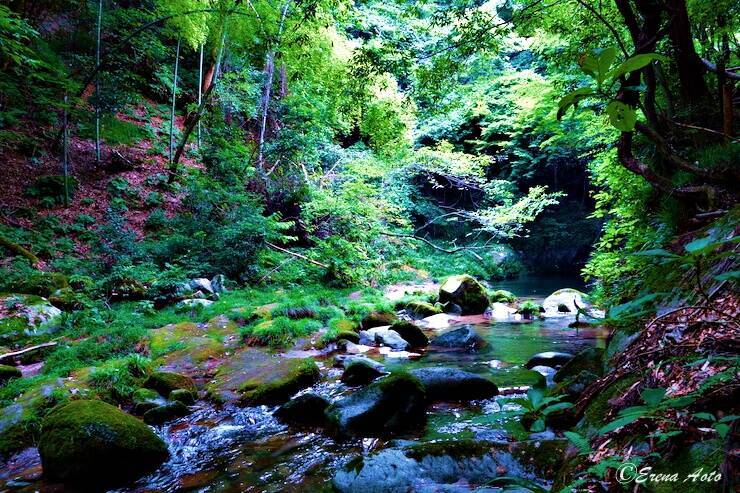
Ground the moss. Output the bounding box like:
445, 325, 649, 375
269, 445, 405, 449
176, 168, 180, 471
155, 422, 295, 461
142, 401, 189, 425
144, 371, 197, 397
510, 438, 568, 477
553, 348, 604, 383
38, 400, 169, 487
390, 320, 429, 347
650, 440, 724, 493
48, 288, 90, 311
132, 388, 161, 404
577, 375, 639, 436
169, 388, 196, 405
330, 318, 358, 333
404, 439, 495, 461
0, 364, 22, 385
438, 274, 490, 315
239, 358, 320, 406
489, 289, 517, 303
405, 300, 442, 318
360, 311, 398, 329
5, 271, 69, 297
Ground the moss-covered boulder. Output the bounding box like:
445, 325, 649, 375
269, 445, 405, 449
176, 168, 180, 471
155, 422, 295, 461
326, 372, 426, 437
0, 294, 63, 344
132, 388, 166, 415
404, 301, 441, 319
438, 275, 489, 315
238, 358, 320, 406
577, 375, 639, 436
142, 401, 190, 425
38, 400, 169, 488
0, 364, 22, 385
553, 347, 604, 383
275, 393, 330, 426
169, 388, 196, 405
549, 370, 599, 403
360, 311, 398, 329
410, 367, 498, 401
144, 371, 197, 397
488, 289, 517, 303
390, 320, 429, 348
341, 360, 387, 386
48, 288, 90, 311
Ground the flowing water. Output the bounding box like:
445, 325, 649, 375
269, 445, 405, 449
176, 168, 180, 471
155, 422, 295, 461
1, 276, 607, 492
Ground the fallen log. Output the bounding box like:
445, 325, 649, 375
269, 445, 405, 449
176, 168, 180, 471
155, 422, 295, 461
0, 342, 58, 364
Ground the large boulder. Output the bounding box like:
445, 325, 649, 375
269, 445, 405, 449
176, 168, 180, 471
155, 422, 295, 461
438, 275, 489, 315
410, 367, 498, 401
144, 371, 197, 397
429, 326, 486, 352
326, 373, 426, 437
359, 327, 409, 351
0, 294, 62, 344
142, 401, 190, 425
525, 352, 574, 370
404, 301, 441, 319
390, 321, 429, 348
275, 393, 330, 426
38, 400, 169, 488
238, 358, 320, 406
542, 289, 592, 316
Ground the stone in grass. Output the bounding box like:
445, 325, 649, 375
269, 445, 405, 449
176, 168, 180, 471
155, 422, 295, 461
144, 371, 197, 397
0, 364, 22, 385
239, 359, 321, 406
410, 367, 498, 401
438, 275, 490, 315
341, 360, 387, 386
275, 393, 330, 426
326, 372, 427, 437
143, 401, 190, 425
389, 321, 429, 348
38, 400, 169, 489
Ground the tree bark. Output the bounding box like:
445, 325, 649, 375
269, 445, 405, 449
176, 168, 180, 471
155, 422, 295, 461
664, 0, 710, 105
168, 38, 181, 164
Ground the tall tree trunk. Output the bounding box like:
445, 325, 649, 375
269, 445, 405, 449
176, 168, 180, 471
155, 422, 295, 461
169, 38, 181, 164
717, 18, 733, 139
257, 1, 290, 168
94, 0, 103, 164
62, 92, 70, 207
197, 43, 204, 148
170, 29, 227, 172
664, 0, 710, 106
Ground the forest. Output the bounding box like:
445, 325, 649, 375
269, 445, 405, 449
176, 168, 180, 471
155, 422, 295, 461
0, 0, 737, 491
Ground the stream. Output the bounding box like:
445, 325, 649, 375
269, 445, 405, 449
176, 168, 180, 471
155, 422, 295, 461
2, 276, 607, 492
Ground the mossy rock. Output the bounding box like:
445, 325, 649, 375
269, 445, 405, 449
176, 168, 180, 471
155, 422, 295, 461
404, 301, 441, 319
6, 272, 69, 297
553, 348, 604, 383
360, 311, 398, 329
48, 288, 90, 311
549, 370, 599, 402
577, 375, 639, 436
251, 302, 279, 320
169, 388, 196, 405
326, 372, 427, 437
336, 330, 360, 344
0, 364, 22, 385
238, 358, 320, 406
144, 371, 197, 397
438, 275, 490, 315
404, 438, 494, 461
510, 438, 569, 477
649, 439, 724, 493
275, 393, 330, 426
331, 318, 359, 333
38, 400, 169, 488
341, 360, 386, 386
488, 289, 517, 303
143, 401, 190, 425
390, 320, 428, 347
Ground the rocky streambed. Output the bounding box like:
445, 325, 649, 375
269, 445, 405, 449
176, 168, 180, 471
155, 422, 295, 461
1, 277, 607, 492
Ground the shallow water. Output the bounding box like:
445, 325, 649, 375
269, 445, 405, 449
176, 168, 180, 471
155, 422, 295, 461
1, 276, 606, 492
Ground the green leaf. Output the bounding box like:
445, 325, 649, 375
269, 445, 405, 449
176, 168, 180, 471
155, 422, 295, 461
542, 402, 573, 416
563, 431, 591, 454
719, 415, 739, 423
693, 412, 716, 422
607, 53, 668, 81
715, 270, 740, 282
580, 47, 617, 84
632, 248, 680, 258
605, 100, 637, 131
715, 423, 730, 439
530, 418, 545, 432
641, 388, 667, 407
527, 387, 544, 409
599, 413, 642, 434
557, 87, 595, 120
684, 236, 716, 254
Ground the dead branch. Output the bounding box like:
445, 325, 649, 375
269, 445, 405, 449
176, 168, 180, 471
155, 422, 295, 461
0, 342, 58, 363
265, 241, 329, 268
